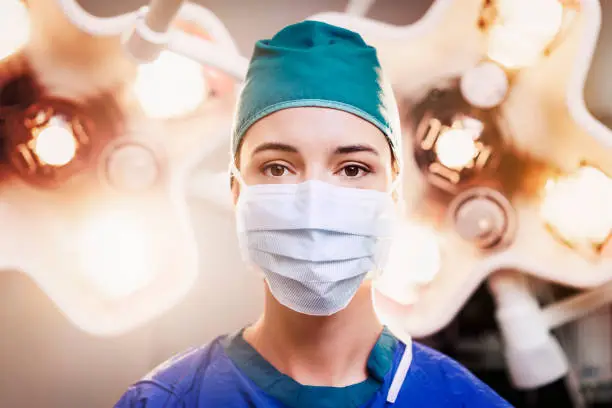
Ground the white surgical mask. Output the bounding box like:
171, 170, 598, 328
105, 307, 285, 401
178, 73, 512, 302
233, 170, 398, 316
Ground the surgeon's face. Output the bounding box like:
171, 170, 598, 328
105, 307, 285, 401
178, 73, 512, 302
233, 107, 395, 199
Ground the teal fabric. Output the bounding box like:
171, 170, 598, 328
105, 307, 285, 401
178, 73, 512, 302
222, 327, 399, 408
116, 330, 514, 407
231, 20, 402, 166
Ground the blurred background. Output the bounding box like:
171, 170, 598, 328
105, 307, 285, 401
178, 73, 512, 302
0, 0, 611, 407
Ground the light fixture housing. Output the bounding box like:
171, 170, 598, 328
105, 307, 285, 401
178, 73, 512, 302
411, 87, 501, 194
3, 99, 93, 186
540, 165, 612, 256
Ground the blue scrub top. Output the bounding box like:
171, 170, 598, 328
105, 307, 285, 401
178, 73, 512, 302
115, 328, 512, 407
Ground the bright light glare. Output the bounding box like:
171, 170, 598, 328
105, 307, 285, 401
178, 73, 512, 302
541, 167, 612, 245
375, 222, 441, 305
134, 51, 207, 119
78, 211, 155, 299
487, 25, 547, 69
105, 144, 158, 191
460, 62, 509, 109
435, 128, 479, 170
498, 0, 564, 39
0, 0, 30, 61
33, 120, 77, 166
488, 0, 564, 68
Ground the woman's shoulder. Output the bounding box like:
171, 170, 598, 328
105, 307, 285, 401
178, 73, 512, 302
403, 341, 513, 407
114, 335, 230, 408
409, 341, 486, 382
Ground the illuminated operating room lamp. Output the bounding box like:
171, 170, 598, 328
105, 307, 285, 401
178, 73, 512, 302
375, 221, 442, 305
540, 166, 612, 246
134, 50, 208, 119
104, 143, 159, 191
77, 210, 155, 299
0, 0, 30, 61
487, 0, 564, 69
435, 128, 479, 170
13, 194, 200, 336
460, 62, 509, 109
497, 0, 564, 40
33, 118, 77, 166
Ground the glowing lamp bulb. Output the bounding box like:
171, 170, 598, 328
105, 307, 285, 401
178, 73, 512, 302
541, 167, 612, 245
78, 211, 155, 299
376, 222, 441, 305
33, 120, 77, 166
487, 25, 546, 69
0, 0, 30, 61
488, 0, 564, 69
435, 128, 479, 170
460, 62, 509, 109
497, 0, 564, 40
134, 51, 207, 119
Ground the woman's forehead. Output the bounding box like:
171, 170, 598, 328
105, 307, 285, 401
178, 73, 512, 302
240, 107, 392, 157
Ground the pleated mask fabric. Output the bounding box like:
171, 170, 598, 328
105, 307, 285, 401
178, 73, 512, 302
235, 180, 396, 316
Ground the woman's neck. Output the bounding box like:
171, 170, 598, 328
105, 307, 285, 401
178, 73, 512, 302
243, 282, 383, 387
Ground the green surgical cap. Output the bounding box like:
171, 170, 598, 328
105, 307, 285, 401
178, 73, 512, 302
231, 20, 403, 169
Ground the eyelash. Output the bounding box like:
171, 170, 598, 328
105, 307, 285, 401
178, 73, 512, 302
337, 164, 371, 178
261, 163, 372, 178
262, 163, 293, 177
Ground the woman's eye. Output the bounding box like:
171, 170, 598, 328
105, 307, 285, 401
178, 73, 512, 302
264, 164, 289, 177
342, 165, 369, 178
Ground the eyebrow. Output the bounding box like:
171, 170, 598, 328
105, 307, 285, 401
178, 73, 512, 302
251, 142, 379, 156
334, 144, 379, 156
252, 142, 299, 155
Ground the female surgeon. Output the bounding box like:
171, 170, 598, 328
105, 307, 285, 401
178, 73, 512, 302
115, 21, 511, 407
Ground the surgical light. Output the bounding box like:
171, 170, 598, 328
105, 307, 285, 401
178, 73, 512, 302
411, 86, 501, 193
134, 50, 208, 119
375, 221, 441, 305
4, 100, 95, 186
460, 62, 509, 109
78, 210, 155, 299
434, 128, 479, 170
0, 0, 30, 61
32, 117, 77, 166
104, 143, 159, 191
487, 0, 564, 69
449, 187, 516, 250
497, 0, 564, 40
540, 166, 612, 248
487, 25, 546, 69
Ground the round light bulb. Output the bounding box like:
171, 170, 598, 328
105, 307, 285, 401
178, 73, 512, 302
0, 0, 30, 61
497, 0, 564, 41
487, 25, 547, 69
541, 167, 612, 245
488, 0, 564, 69
134, 51, 207, 119
105, 144, 159, 191
33, 121, 77, 166
435, 128, 479, 170
376, 222, 441, 305
78, 211, 155, 299
460, 62, 509, 109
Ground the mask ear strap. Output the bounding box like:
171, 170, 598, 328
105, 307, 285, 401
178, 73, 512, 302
229, 160, 247, 187
390, 174, 405, 215
390, 178, 402, 195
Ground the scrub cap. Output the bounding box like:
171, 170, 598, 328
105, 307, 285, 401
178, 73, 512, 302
231, 20, 403, 170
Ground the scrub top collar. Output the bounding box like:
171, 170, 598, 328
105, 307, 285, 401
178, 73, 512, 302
222, 327, 399, 408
